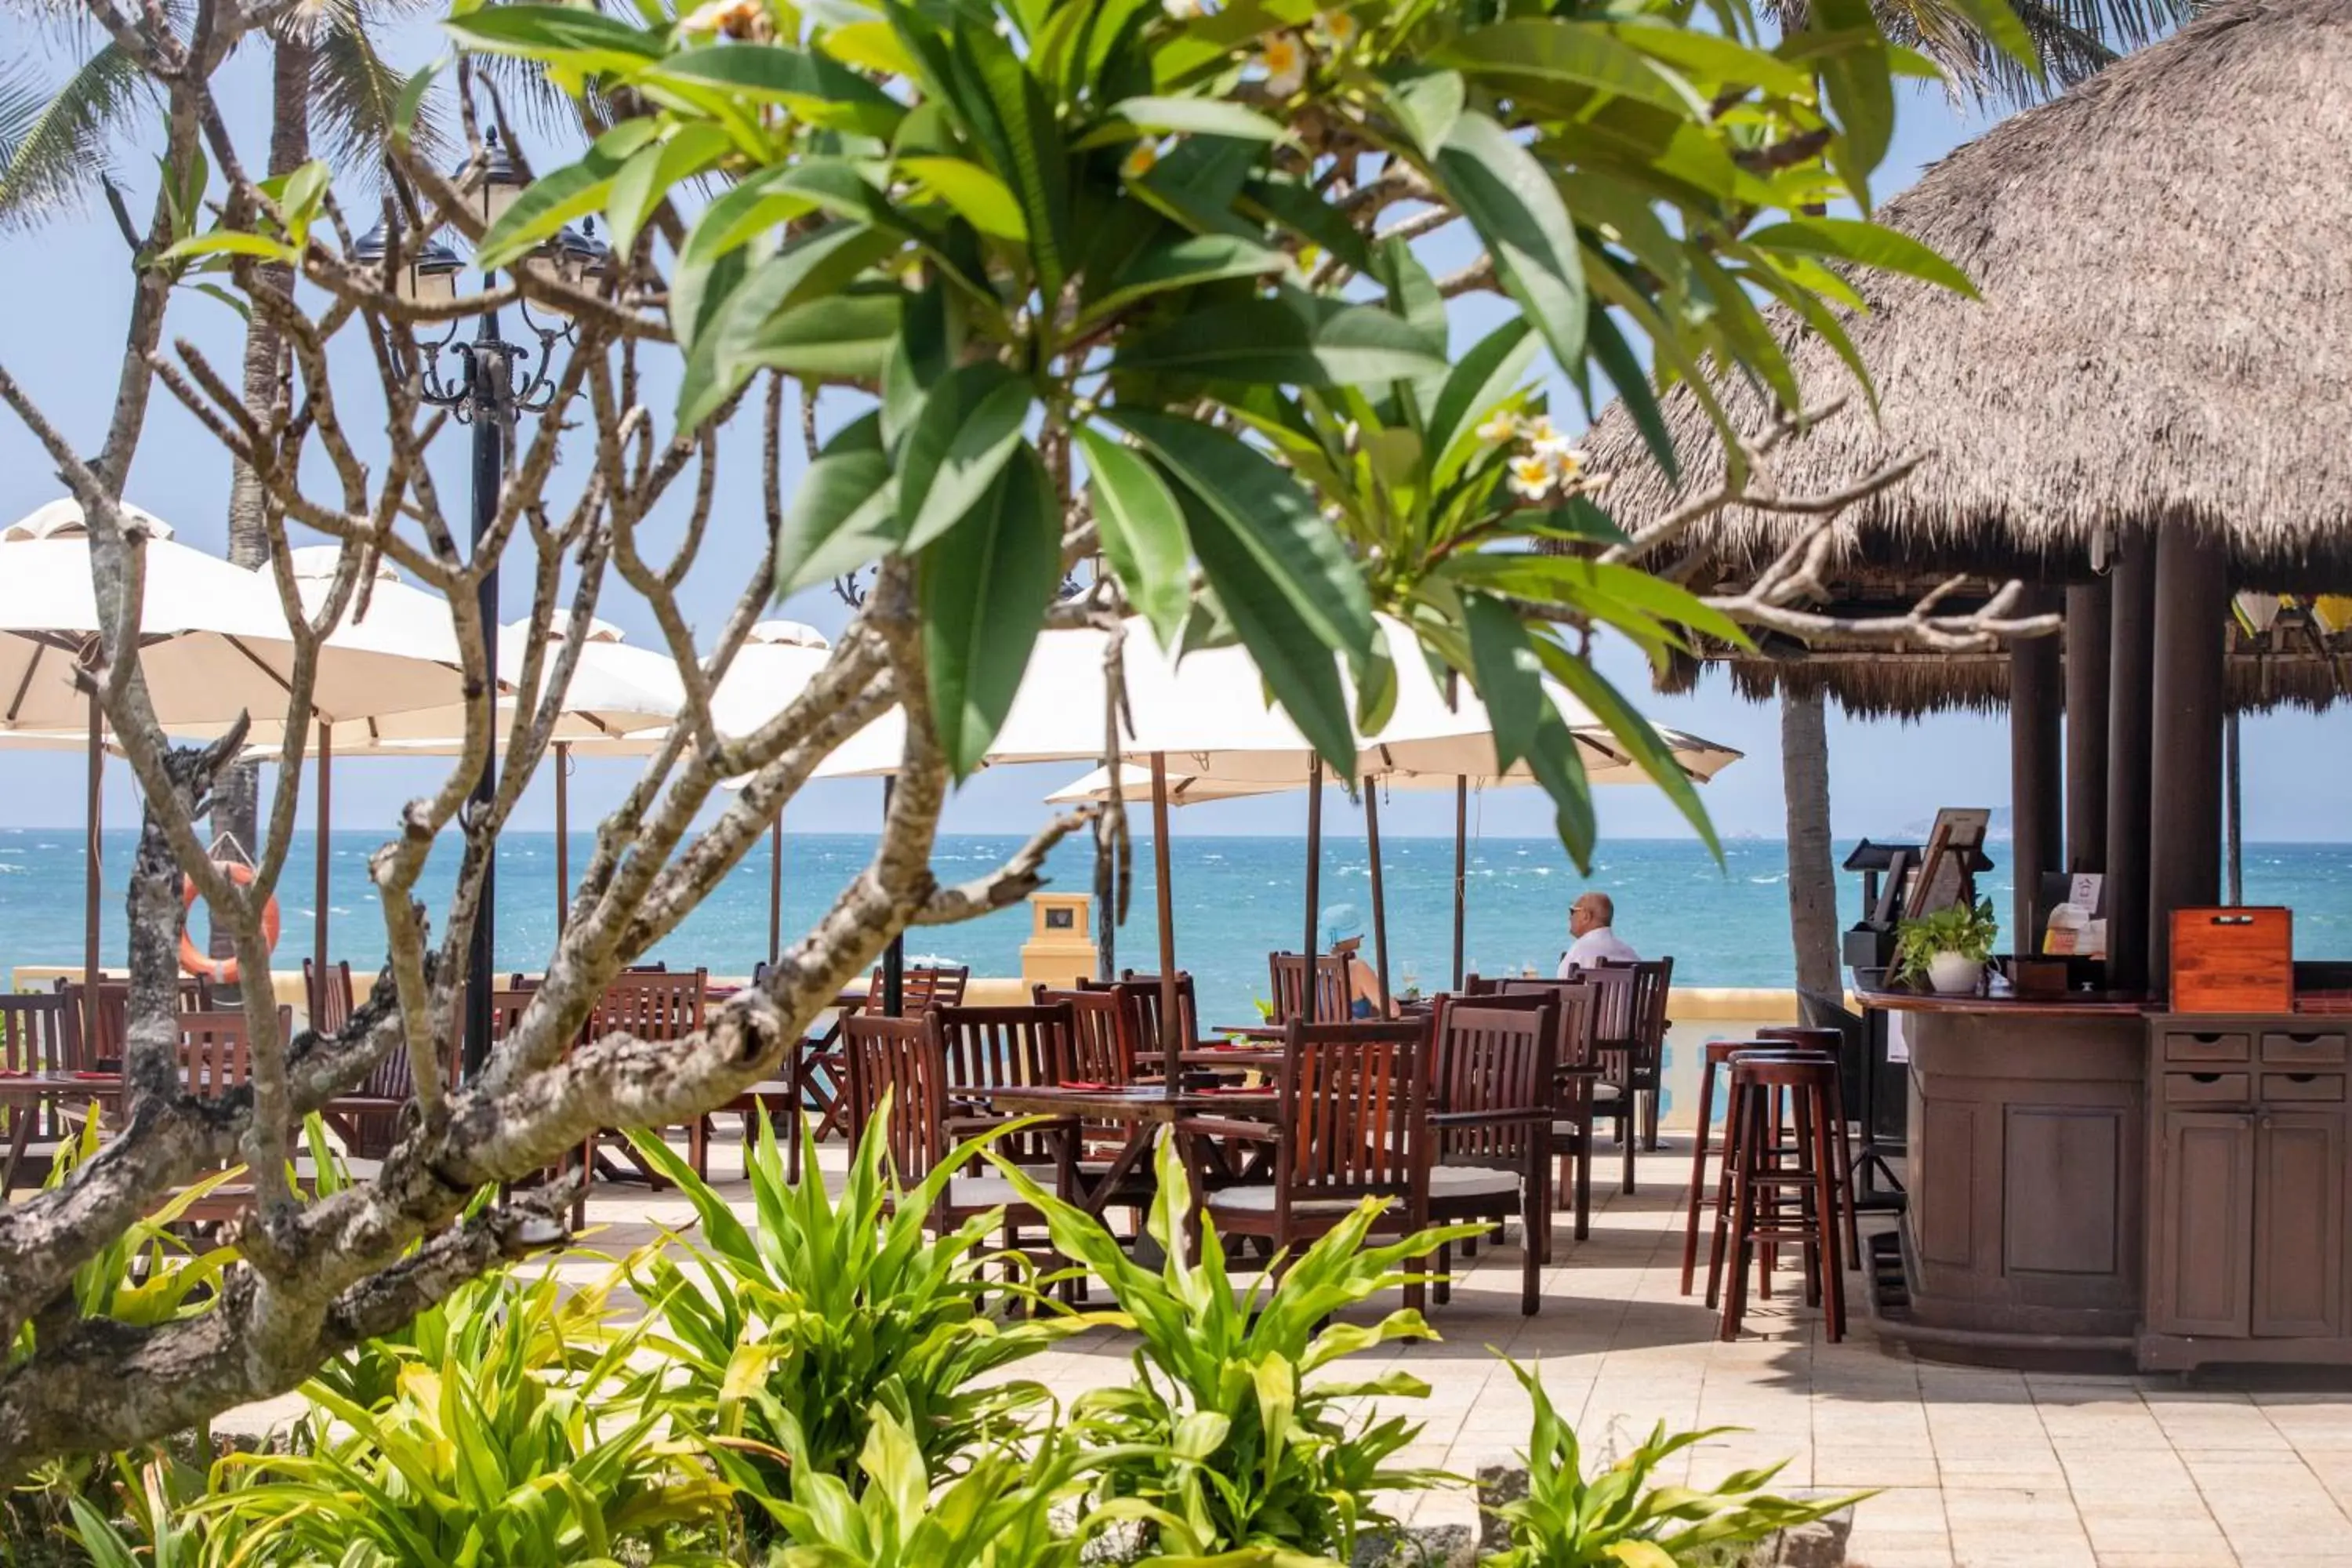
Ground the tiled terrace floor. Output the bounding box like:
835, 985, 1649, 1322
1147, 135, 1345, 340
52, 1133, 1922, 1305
234, 1137, 2352, 1566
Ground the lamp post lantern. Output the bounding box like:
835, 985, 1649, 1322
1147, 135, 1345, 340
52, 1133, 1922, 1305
354, 129, 608, 1078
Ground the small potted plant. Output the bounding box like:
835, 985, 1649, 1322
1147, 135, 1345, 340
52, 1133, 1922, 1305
1893, 898, 1998, 996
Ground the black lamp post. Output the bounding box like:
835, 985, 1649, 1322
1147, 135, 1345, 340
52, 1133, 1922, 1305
355, 130, 609, 1078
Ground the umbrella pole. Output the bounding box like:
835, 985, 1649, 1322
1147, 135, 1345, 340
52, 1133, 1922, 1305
2225, 711, 2244, 905
1364, 775, 1392, 1018
314, 727, 332, 993
1302, 757, 1323, 1022
768, 811, 783, 967
554, 741, 569, 934
1452, 777, 1467, 989
82, 685, 100, 1059
1152, 753, 1178, 1102
880, 779, 903, 1015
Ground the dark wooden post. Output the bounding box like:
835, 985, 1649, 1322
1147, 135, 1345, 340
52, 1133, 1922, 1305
1451, 778, 1468, 989
2147, 525, 2229, 987
1301, 757, 1323, 1022
2105, 535, 2157, 994
2064, 581, 2111, 873
2009, 594, 2063, 952
1364, 777, 1392, 1017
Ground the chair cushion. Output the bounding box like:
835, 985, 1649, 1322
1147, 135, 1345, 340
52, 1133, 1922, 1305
1552, 1120, 1591, 1139
1206, 1185, 1366, 1215
946, 1174, 1026, 1209
1428, 1167, 1521, 1200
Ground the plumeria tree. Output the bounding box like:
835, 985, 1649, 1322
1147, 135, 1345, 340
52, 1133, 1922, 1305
0, 0, 2045, 1468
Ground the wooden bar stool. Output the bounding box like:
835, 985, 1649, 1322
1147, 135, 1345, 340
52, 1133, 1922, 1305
1756, 1025, 1862, 1261
1715, 1053, 1847, 1342
1679, 1037, 1777, 1295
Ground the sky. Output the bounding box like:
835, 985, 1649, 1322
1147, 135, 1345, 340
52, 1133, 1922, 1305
0, 17, 2343, 847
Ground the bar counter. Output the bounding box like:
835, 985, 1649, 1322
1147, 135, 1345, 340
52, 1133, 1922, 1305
1854, 985, 2153, 1367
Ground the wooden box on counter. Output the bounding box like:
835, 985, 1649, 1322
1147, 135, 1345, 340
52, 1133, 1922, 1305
2170, 907, 2292, 1014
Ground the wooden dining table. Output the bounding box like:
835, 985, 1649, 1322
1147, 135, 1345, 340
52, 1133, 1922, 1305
985, 1083, 1280, 1232
0, 1073, 416, 1191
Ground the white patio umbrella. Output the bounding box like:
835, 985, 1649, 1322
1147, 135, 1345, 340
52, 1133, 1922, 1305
1044, 711, 1744, 991
0, 502, 467, 1044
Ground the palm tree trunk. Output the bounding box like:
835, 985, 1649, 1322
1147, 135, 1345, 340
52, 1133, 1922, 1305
211, 33, 313, 996
1781, 684, 1841, 998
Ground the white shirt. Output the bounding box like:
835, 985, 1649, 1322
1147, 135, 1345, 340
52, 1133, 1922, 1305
1557, 927, 1640, 977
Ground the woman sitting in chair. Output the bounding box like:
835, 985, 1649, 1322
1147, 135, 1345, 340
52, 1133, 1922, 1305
1321, 905, 1388, 1018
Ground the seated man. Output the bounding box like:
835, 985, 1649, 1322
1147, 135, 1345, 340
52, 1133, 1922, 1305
1556, 891, 1639, 977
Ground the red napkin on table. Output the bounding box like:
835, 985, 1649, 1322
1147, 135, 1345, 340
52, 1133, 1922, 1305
1058, 1080, 1111, 1091
71, 1071, 116, 1081
0, 1069, 27, 1079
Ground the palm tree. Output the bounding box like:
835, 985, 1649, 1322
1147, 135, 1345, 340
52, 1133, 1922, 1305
1766, 0, 2207, 991
2, 0, 439, 982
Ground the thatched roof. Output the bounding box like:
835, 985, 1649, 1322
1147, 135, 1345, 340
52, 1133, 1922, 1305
1582, 0, 2352, 590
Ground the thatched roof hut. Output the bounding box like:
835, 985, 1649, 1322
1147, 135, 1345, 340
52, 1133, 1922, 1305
1583, 0, 2352, 591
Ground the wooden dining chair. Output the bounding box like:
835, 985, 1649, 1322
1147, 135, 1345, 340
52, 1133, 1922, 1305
1034, 986, 1134, 1087
1607, 957, 1675, 1155
1183, 1018, 1435, 1314
56, 978, 209, 1071
483, 987, 590, 1229
0, 993, 74, 1190
1429, 999, 1558, 1315
929, 1004, 1076, 1189
862, 964, 971, 1014
1497, 977, 1606, 1238
591, 968, 711, 1181
1578, 962, 1665, 1194
303, 958, 355, 1036
1112, 970, 1199, 1056
1267, 953, 1352, 1025
843, 1012, 1075, 1294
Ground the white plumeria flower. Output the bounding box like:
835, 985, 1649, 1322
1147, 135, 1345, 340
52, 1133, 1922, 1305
1507, 455, 1555, 502
1122, 140, 1161, 181
1162, 0, 1206, 17
1261, 31, 1307, 96
1544, 444, 1590, 481
1317, 9, 1359, 48
1474, 412, 1520, 445
1519, 413, 1563, 447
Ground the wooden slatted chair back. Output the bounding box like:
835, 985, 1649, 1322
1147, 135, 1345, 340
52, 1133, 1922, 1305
0, 993, 67, 1075
1116, 971, 1198, 1054
592, 969, 708, 1041
180, 1008, 290, 1098
931, 1004, 1070, 1092
56, 978, 212, 1069
1269, 953, 1351, 1025
1434, 1000, 1557, 1167
1497, 976, 1599, 1067
862, 964, 971, 1014
1276, 1018, 1429, 1203
1033, 987, 1131, 1085
842, 1014, 946, 1181
1579, 965, 1639, 1047
304, 959, 354, 1035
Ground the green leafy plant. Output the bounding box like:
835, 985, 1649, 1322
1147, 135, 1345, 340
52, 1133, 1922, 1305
60, 1450, 210, 1568
436, 0, 2015, 872
198, 1268, 730, 1567
999, 1134, 1476, 1559
1480, 1360, 1864, 1567
1892, 897, 1998, 985
625, 1109, 1085, 1524
755, 1406, 1127, 1568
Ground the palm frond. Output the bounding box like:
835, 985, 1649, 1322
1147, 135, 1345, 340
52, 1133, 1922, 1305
1761, 0, 2207, 109
301, 0, 446, 183
0, 43, 155, 232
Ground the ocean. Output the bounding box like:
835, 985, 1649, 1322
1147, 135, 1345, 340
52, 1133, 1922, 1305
5, 829, 2350, 1021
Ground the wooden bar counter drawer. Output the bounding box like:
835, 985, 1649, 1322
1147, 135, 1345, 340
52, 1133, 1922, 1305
2163, 1028, 2251, 1063
2264, 1029, 2348, 1066
2143, 1013, 2352, 1371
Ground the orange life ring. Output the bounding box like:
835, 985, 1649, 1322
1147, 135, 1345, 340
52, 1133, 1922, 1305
179, 862, 281, 985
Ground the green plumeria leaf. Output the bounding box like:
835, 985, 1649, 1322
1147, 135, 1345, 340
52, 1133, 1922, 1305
1079, 426, 1192, 649
1433, 110, 1588, 374
896, 361, 1035, 552
776, 412, 897, 595
921, 445, 1062, 777
1744, 216, 1980, 298
1115, 299, 1447, 387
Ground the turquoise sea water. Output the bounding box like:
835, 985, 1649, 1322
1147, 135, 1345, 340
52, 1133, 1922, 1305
6, 829, 2350, 1021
